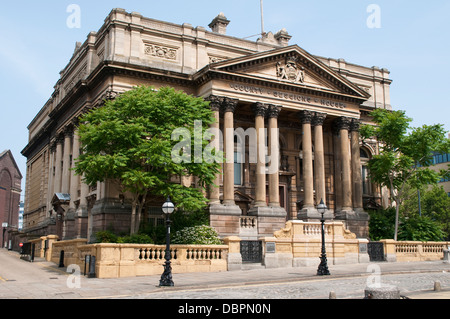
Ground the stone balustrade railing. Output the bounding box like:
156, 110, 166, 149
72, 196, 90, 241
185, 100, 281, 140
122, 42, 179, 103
381, 239, 450, 262
50, 241, 229, 278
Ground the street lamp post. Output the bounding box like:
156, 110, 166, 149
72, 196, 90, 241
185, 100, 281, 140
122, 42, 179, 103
159, 197, 175, 287
2, 223, 8, 249
316, 199, 330, 276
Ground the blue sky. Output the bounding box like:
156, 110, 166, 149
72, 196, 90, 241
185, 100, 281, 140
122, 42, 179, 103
1, 1, 449, 193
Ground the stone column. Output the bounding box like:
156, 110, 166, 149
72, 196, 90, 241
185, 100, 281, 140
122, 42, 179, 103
61, 126, 73, 194
53, 134, 64, 194
298, 110, 315, 215
210, 97, 241, 238
268, 105, 281, 207
205, 95, 222, 205
47, 141, 56, 211
252, 102, 268, 207
335, 117, 353, 212
69, 129, 80, 210
222, 97, 238, 206
313, 112, 327, 206
350, 119, 364, 212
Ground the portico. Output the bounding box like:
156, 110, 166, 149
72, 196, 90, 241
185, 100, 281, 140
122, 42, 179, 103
198, 46, 372, 238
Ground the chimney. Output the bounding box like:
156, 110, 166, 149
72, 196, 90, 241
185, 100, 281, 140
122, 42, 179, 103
208, 13, 230, 35
274, 28, 292, 47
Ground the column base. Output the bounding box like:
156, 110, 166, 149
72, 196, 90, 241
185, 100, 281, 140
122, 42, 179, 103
248, 206, 286, 217
249, 206, 287, 237
297, 207, 334, 221
209, 204, 242, 238
335, 209, 370, 239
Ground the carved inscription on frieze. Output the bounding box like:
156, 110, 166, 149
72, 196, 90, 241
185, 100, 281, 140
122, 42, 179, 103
228, 83, 346, 109
144, 43, 177, 60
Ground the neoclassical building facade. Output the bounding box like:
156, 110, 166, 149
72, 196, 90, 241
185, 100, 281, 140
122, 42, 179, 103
22, 9, 392, 241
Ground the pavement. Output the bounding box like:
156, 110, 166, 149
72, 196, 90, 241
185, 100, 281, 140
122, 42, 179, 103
0, 248, 449, 300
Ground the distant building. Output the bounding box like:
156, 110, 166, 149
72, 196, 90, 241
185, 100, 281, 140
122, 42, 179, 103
22, 9, 395, 241
0, 150, 22, 247
430, 151, 450, 196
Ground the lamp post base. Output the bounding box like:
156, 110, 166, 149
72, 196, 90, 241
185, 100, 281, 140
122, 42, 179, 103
317, 255, 330, 276
159, 261, 174, 287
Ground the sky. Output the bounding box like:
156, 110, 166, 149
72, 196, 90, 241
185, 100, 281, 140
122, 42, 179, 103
1, 0, 449, 195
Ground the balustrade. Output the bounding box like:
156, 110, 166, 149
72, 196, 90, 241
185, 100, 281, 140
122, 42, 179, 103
302, 223, 330, 236
240, 216, 257, 229
135, 245, 225, 262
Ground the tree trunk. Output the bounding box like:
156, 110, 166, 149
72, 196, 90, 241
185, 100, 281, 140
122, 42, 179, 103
394, 200, 400, 241
130, 202, 137, 235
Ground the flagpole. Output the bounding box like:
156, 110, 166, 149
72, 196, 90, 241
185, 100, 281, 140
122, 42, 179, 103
260, 0, 265, 35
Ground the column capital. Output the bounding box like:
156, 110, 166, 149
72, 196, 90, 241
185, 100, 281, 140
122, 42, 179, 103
64, 125, 74, 137
267, 105, 282, 119
56, 132, 65, 144
312, 112, 327, 126
252, 102, 268, 117
298, 110, 315, 124
50, 140, 57, 153
221, 97, 239, 113
71, 117, 80, 128
205, 95, 223, 112
350, 118, 361, 132
333, 117, 352, 134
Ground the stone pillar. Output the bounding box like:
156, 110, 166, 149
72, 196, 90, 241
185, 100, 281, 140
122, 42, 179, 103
334, 117, 369, 238
335, 117, 353, 212
350, 119, 364, 212
61, 126, 73, 194
69, 129, 80, 210
205, 95, 222, 205
53, 134, 64, 194
47, 142, 56, 212
209, 97, 241, 238
249, 104, 285, 235
268, 105, 281, 207
313, 112, 327, 206
222, 97, 238, 206
297, 110, 316, 218
252, 102, 268, 207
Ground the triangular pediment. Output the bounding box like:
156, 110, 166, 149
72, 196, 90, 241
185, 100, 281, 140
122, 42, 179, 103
198, 45, 370, 101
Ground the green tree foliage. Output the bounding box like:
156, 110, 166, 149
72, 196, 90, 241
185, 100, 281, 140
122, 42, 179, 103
368, 208, 396, 241
401, 184, 450, 240
397, 216, 445, 242
75, 86, 221, 234
361, 109, 450, 240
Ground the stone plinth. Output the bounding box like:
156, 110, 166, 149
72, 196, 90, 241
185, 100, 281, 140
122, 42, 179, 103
364, 285, 401, 299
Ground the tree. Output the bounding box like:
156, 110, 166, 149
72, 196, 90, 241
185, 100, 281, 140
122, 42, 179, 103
74, 86, 221, 234
360, 108, 450, 240
420, 185, 450, 240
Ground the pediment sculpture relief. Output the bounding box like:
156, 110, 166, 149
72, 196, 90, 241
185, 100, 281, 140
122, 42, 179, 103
276, 57, 305, 84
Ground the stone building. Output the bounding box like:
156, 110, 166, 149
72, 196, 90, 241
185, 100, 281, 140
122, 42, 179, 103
21, 9, 392, 241
0, 150, 23, 248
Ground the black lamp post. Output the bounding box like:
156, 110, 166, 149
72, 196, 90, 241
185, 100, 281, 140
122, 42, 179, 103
159, 196, 175, 287
316, 199, 330, 276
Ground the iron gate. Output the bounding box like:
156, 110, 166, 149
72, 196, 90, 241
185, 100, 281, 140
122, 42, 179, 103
240, 240, 263, 263
368, 242, 385, 262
